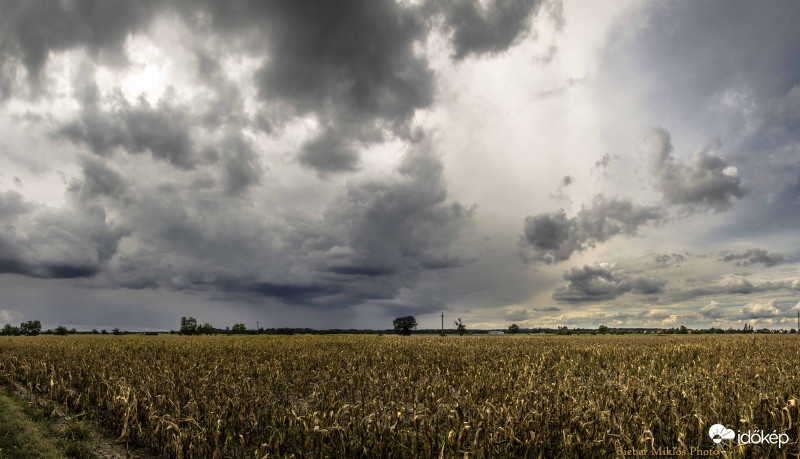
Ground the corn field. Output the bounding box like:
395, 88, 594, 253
0, 334, 798, 457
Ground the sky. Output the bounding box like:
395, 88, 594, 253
1, 0, 800, 331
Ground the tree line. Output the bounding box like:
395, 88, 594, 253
1, 317, 794, 336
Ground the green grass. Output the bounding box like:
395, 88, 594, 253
0, 385, 96, 458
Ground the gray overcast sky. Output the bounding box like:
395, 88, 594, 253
1, 0, 800, 331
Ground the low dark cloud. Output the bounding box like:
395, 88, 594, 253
4, 0, 555, 177
552, 263, 667, 303
0, 1, 158, 97
503, 307, 530, 321
88, 139, 472, 308
220, 136, 262, 197
57, 89, 195, 169
182, 0, 550, 174
0, 190, 31, 218
0, 198, 127, 280
431, 0, 546, 59
73, 157, 128, 201
298, 128, 360, 174
652, 253, 686, 267
668, 278, 800, 303
648, 127, 747, 213
520, 195, 663, 264
720, 249, 784, 268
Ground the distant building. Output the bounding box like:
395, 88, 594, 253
488, 330, 504, 335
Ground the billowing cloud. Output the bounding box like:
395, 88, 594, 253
520, 195, 663, 264
720, 249, 784, 268
552, 263, 667, 303
0, 197, 127, 279
430, 0, 546, 59
0, 1, 159, 96
221, 136, 262, 197
652, 253, 686, 267
668, 278, 800, 303
89, 140, 473, 308
647, 127, 747, 212
72, 157, 128, 201
0, 190, 31, 218
503, 307, 530, 321
700, 299, 800, 321
298, 128, 360, 174
58, 89, 196, 169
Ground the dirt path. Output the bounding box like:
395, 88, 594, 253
9, 382, 158, 459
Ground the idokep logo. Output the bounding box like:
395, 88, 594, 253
708, 424, 734, 444
708, 424, 790, 448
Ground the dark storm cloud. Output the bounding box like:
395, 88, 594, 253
57, 90, 195, 169
73, 157, 128, 201
193, 51, 248, 131
652, 253, 686, 267
503, 307, 530, 321
668, 278, 800, 303
720, 249, 784, 268
95, 139, 471, 308
298, 128, 360, 174
552, 263, 667, 303
319, 140, 473, 289
520, 195, 663, 264
181, 0, 549, 173
0, 198, 127, 279
220, 136, 262, 197
0, 190, 30, 218
3, 0, 554, 175
0, 0, 159, 97
648, 127, 747, 212
430, 0, 546, 59
209, 0, 436, 172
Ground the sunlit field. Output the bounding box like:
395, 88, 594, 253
0, 334, 798, 457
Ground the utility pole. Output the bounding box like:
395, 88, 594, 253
796, 311, 798, 333
441, 311, 444, 335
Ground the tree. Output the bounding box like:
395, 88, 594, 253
197, 323, 215, 334
20, 320, 41, 336
393, 316, 417, 336
231, 323, 246, 334
180, 317, 198, 335
2, 324, 20, 336
454, 318, 467, 336
678, 325, 688, 334
54, 325, 68, 336
112, 328, 122, 335
598, 325, 609, 335
556, 326, 571, 335
508, 324, 520, 334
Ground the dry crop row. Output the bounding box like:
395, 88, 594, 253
0, 334, 798, 457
